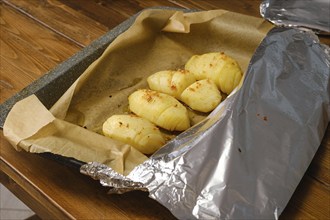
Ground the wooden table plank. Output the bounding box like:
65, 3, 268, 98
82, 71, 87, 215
56, 0, 183, 28
281, 175, 330, 219
306, 126, 330, 185
4, 0, 108, 47
0, 58, 35, 103
0, 2, 81, 103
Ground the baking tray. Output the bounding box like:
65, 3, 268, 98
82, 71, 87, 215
0, 7, 190, 129
0, 7, 188, 170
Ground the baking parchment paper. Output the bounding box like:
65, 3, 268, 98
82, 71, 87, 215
3, 9, 272, 176
81, 27, 330, 219
260, 0, 330, 33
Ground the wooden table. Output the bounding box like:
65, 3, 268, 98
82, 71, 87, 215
1, 0, 329, 219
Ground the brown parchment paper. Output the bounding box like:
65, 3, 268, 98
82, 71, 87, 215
3, 9, 273, 175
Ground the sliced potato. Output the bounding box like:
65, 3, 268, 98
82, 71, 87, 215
147, 69, 196, 99
129, 89, 190, 131
102, 114, 165, 154
181, 79, 222, 113
185, 52, 242, 94
184, 53, 215, 80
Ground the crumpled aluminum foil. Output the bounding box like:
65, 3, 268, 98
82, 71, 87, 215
260, 0, 330, 33
81, 27, 330, 219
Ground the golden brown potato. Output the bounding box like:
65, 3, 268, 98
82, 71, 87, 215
128, 89, 190, 131
185, 52, 242, 94
102, 114, 165, 154
147, 70, 196, 99
180, 79, 222, 113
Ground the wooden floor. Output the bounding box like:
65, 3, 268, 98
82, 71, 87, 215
0, 0, 329, 219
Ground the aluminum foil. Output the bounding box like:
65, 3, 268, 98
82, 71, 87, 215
81, 27, 330, 219
260, 0, 330, 33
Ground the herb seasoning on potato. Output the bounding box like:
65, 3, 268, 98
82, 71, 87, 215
128, 89, 190, 131
102, 114, 165, 154
147, 69, 196, 99
185, 52, 243, 94
180, 79, 222, 113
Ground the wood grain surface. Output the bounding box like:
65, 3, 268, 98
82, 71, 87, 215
1, 0, 329, 219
